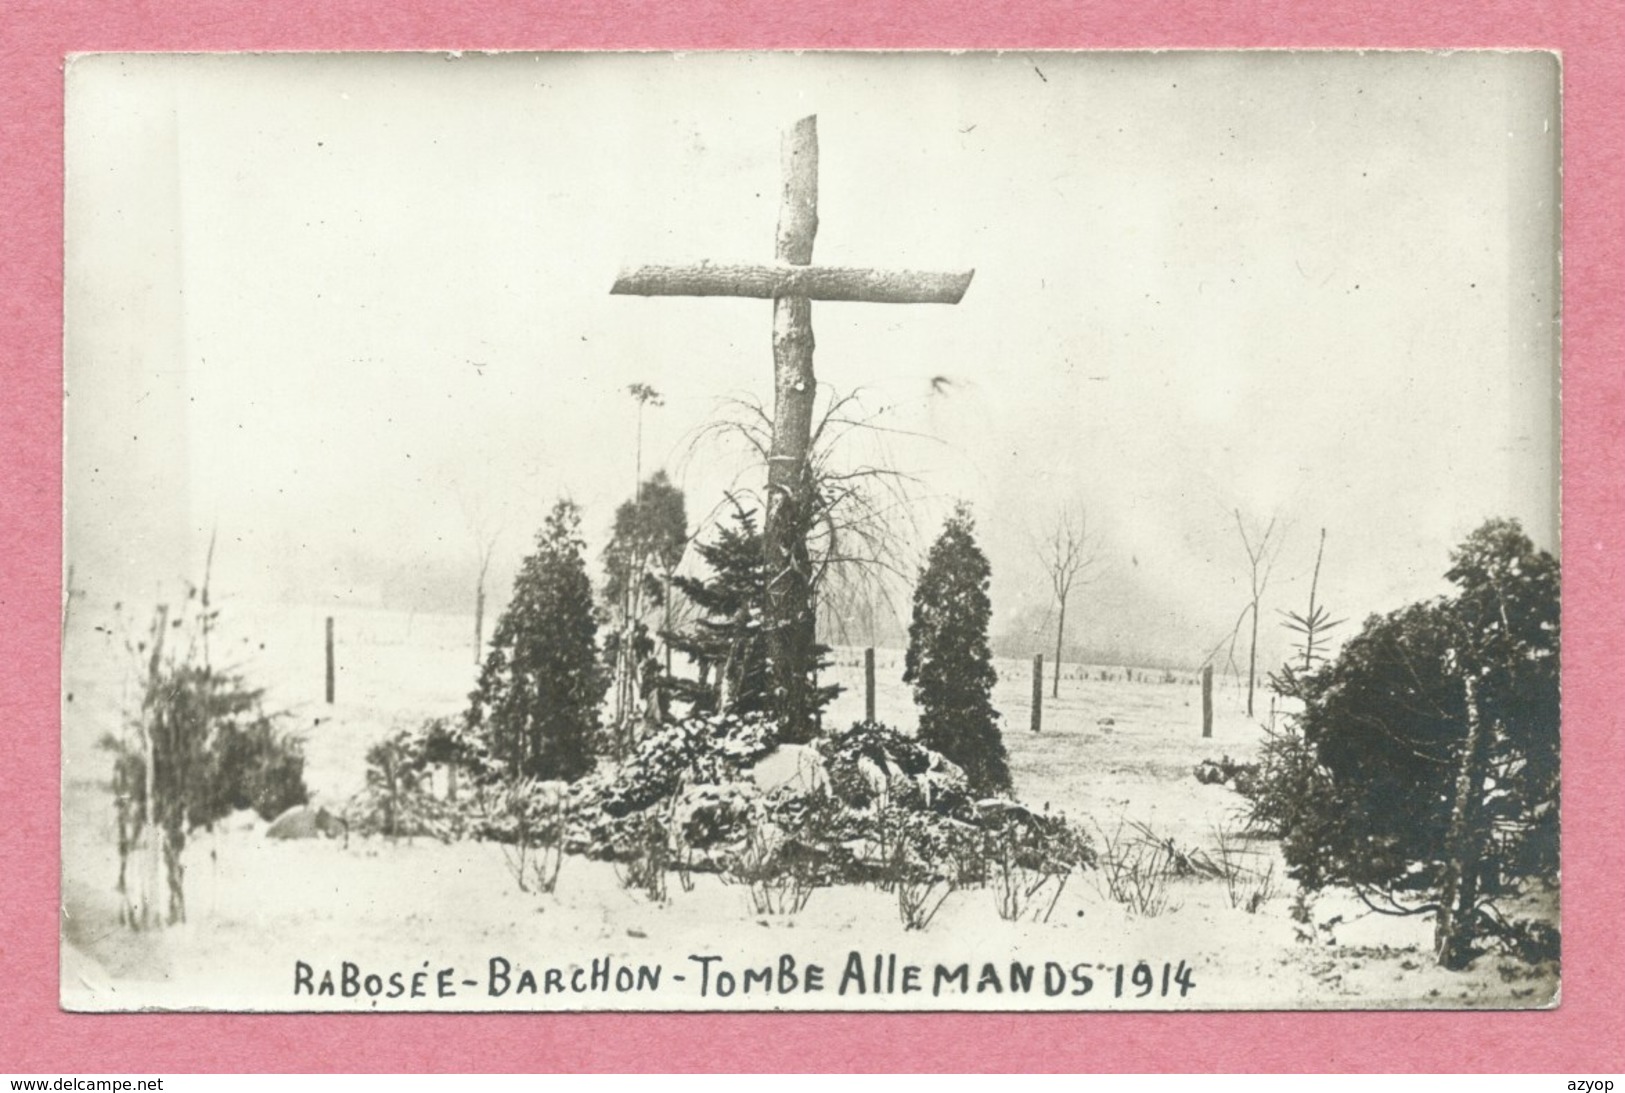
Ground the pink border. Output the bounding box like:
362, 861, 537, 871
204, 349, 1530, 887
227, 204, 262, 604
3, 0, 1621, 1074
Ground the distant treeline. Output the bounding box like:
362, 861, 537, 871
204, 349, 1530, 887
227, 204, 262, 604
258, 554, 1206, 674
986, 632, 1202, 675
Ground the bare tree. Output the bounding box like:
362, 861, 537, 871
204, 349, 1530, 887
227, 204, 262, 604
456, 490, 504, 668
627, 383, 665, 504
1035, 507, 1102, 697
696, 388, 923, 594
604, 470, 687, 742
1232, 509, 1283, 717
606, 383, 670, 733
688, 386, 925, 736
473, 532, 498, 668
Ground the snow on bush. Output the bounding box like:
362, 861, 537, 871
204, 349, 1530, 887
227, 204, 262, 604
344, 726, 462, 843
366, 709, 1095, 925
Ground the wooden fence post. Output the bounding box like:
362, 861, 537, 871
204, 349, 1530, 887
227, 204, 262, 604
325, 616, 336, 704
864, 647, 876, 723
1031, 653, 1043, 733
1201, 664, 1213, 738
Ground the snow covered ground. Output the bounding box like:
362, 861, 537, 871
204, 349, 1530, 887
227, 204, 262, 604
59, 598, 1558, 1012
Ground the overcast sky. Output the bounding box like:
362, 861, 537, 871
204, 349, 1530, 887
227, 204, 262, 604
65, 51, 1559, 665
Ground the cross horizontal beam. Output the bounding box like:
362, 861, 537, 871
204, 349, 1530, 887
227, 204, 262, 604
611, 263, 974, 305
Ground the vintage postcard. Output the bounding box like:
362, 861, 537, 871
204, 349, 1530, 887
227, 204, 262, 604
61, 50, 1560, 1012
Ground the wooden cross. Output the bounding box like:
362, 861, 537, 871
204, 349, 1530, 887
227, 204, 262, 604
611, 114, 974, 740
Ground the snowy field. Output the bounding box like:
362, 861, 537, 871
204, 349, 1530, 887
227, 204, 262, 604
59, 598, 1558, 1012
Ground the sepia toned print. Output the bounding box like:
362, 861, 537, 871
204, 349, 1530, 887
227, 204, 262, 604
62, 51, 1559, 1011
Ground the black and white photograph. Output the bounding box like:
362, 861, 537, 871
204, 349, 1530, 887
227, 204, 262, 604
61, 50, 1560, 1012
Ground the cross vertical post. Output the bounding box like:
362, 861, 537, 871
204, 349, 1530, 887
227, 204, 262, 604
612, 115, 973, 741
765, 116, 820, 742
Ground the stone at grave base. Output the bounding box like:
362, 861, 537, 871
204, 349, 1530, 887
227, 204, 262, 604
976, 798, 1047, 824
919, 751, 968, 805
265, 804, 342, 839
749, 743, 830, 796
